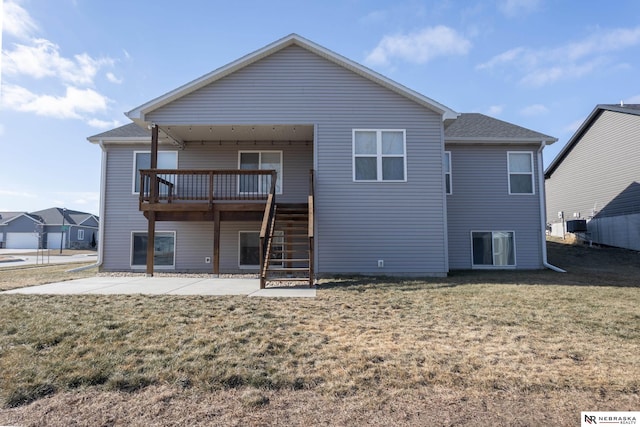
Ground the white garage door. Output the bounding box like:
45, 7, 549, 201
47, 233, 66, 250
6, 232, 39, 249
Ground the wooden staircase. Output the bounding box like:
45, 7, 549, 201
262, 203, 313, 287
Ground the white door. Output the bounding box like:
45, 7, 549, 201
6, 232, 39, 249
47, 232, 66, 249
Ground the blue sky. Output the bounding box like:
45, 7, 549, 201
1, 0, 639, 215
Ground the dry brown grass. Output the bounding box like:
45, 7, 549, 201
0, 240, 638, 426
0, 263, 97, 291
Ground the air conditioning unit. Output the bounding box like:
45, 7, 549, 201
566, 219, 587, 233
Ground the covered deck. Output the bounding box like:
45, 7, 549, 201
140, 124, 314, 286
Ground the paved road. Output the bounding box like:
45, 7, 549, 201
0, 249, 97, 268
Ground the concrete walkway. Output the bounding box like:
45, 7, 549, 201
1, 276, 316, 298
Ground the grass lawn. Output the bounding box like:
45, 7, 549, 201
0, 241, 638, 426
0, 263, 97, 291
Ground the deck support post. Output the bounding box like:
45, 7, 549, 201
146, 124, 159, 277
146, 211, 156, 276
213, 209, 220, 275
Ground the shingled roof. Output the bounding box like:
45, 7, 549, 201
445, 113, 557, 142
30, 208, 97, 226
88, 123, 150, 140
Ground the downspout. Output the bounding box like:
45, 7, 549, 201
537, 142, 565, 273
68, 140, 107, 272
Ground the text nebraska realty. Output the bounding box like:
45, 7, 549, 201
584, 414, 637, 425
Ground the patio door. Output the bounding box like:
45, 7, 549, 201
239, 151, 282, 194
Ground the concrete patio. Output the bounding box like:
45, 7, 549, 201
1, 276, 316, 297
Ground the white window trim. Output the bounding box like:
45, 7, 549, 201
238, 151, 283, 195
132, 151, 178, 195
77, 229, 85, 241
352, 129, 407, 182
238, 230, 284, 269
130, 230, 176, 269
470, 230, 517, 269
507, 151, 535, 195
444, 151, 452, 195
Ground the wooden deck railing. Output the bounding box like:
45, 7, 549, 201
139, 169, 277, 205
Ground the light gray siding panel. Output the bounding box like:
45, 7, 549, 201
108, 45, 448, 274
82, 217, 100, 228
3, 215, 40, 233
446, 145, 543, 269
545, 111, 640, 250
102, 145, 178, 271
179, 140, 312, 204
219, 221, 261, 273
101, 143, 311, 271
546, 111, 640, 221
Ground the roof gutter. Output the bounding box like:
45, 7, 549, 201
69, 140, 107, 273
537, 142, 565, 273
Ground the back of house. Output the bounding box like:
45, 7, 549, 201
89, 34, 556, 281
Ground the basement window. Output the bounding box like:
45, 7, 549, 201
131, 231, 175, 268
471, 231, 516, 268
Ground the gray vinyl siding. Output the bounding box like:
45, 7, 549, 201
546, 110, 640, 221
80, 217, 99, 228
219, 221, 261, 273
101, 142, 311, 271
146, 45, 447, 275
446, 144, 543, 269
3, 215, 40, 232
69, 225, 99, 249
102, 145, 175, 271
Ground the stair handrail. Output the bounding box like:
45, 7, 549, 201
259, 170, 278, 288
308, 169, 315, 287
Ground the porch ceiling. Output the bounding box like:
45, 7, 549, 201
161, 125, 313, 143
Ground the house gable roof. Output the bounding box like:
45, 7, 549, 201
544, 104, 640, 178
126, 33, 458, 124
444, 113, 557, 143
30, 208, 98, 226
0, 212, 42, 226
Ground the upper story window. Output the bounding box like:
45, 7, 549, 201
507, 152, 534, 195
353, 130, 406, 182
444, 151, 452, 194
133, 151, 178, 194
239, 151, 283, 194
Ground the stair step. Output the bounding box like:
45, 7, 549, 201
269, 258, 309, 263
274, 228, 308, 232
275, 242, 308, 247
263, 277, 311, 282
267, 267, 310, 272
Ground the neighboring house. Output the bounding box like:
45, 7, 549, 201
31, 208, 100, 250
545, 104, 640, 251
0, 208, 99, 250
88, 34, 557, 285
0, 212, 42, 249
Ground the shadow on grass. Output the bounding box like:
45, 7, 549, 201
319, 241, 640, 290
